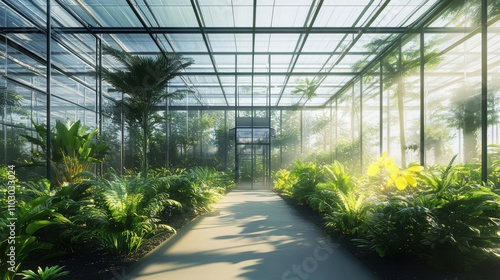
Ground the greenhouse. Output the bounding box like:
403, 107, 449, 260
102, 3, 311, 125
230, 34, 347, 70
1, 0, 500, 279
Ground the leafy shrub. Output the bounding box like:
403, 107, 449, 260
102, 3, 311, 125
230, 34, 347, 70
273, 169, 296, 194
17, 265, 69, 280
22, 120, 109, 186
367, 152, 423, 191
278, 154, 500, 272
355, 195, 438, 258
82, 174, 180, 255
290, 161, 324, 203
307, 161, 369, 235
0, 181, 72, 279
358, 157, 500, 270
323, 190, 369, 236
167, 167, 230, 214
424, 185, 500, 269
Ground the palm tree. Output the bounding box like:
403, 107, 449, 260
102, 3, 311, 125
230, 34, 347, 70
1, 88, 23, 120
292, 77, 321, 107
359, 38, 440, 167
100, 46, 193, 176
444, 86, 500, 163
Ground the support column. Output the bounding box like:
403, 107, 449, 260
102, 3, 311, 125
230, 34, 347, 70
380, 61, 383, 156
360, 78, 363, 173
96, 37, 103, 176
420, 29, 425, 166
481, 0, 488, 183
165, 87, 169, 168
46, 0, 52, 180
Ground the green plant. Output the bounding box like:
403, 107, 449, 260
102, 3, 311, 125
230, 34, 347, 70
0, 186, 71, 279
359, 156, 500, 270
356, 38, 441, 167
367, 152, 423, 191
424, 185, 500, 269
291, 77, 322, 106
307, 161, 369, 235
290, 161, 324, 203
320, 161, 356, 194
17, 265, 69, 280
273, 169, 296, 194
443, 91, 500, 163
355, 195, 438, 258
22, 120, 109, 186
167, 167, 229, 214
324, 190, 369, 236
88, 174, 180, 255
100, 46, 193, 176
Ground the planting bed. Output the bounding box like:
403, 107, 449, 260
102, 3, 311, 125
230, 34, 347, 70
22, 192, 500, 280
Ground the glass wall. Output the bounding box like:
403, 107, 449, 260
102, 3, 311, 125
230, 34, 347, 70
488, 1, 500, 175
1, 0, 499, 182
425, 0, 482, 165
361, 64, 381, 169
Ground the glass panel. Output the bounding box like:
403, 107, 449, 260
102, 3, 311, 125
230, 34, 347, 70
488, 1, 500, 180
200, 3, 236, 27
401, 35, 421, 165
362, 65, 381, 168
1, 1, 37, 27
370, 0, 438, 27
302, 34, 344, 52
146, 0, 198, 27
425, 2, 481, 165
209, 34, 237, 52
271, 0, 312, 27
314, 2, 370, 27
271, 109, 301, 167
167, 34, 208, 53
75, 1, 142, 27
101, 115, 122, 172
336, 85, 360, 169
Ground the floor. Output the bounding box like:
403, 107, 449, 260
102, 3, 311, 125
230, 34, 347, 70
125, 188, 378, 280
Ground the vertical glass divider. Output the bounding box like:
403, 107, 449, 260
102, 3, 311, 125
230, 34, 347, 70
420, 30, 425, 166
481, 0, 488, 183
360, 78, 363, 173
46, 0, 52, 180
379, 61, 383, 156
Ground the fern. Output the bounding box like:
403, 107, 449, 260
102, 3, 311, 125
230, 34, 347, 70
17, 265, 69, 280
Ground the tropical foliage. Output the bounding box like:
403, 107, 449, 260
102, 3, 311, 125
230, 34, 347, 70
274, 153, 500, 275
22, 120, 109, 186
0, 166, 234, 277
100, 46, 194, 175
17, 265, 69, 280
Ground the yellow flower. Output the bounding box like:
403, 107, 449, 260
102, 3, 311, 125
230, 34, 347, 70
367, 153, 423, 191
367, 152, 399, 177
389, 165, 424, 190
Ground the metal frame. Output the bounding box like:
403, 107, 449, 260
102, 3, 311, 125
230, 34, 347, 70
45, 0, 51, 179
0, 0, 497, 186
481, 0, 488, 183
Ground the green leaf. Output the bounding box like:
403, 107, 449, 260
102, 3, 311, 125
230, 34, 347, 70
22, 196, 51, 213
26, 220, 59, 235
22, 135, 46, 149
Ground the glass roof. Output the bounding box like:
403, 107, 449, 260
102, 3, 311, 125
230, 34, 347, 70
1, 0, 442, 108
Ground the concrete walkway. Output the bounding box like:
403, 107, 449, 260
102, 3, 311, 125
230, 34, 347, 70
126, 190, 378, 280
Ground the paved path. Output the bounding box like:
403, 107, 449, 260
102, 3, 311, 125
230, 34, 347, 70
126, 190, 378, 280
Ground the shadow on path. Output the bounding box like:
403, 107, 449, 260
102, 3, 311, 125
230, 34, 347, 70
126, 190, 378, 280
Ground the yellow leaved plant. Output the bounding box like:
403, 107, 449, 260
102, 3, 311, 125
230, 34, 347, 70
367, 152, 423, 190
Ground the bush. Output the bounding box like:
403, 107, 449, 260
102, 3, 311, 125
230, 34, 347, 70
87, 174, 181, 255
290, 161, 323, 203
167, 167, 232, 214
277, 154, 500, 272
273, 169, 296, 194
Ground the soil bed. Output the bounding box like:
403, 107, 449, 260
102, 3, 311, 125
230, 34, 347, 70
22, 192, 500, 280
278, 193, 500, 280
